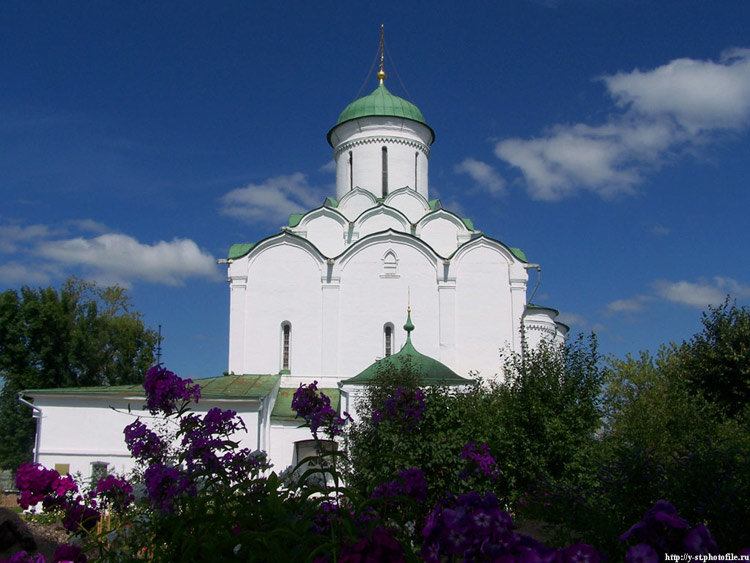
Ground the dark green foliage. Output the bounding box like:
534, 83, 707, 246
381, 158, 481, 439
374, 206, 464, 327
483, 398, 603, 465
345, 334, 605, 511
494, 334, 604, 501
345, 358, 483, 509
0, 278, 157, 470
677, 299, 750, 417
529, 303, 750, 554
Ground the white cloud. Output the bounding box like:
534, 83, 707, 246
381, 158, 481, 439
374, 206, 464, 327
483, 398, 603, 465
219, 173, 326, 224
0, 261, 56, 285
605, 295, 652, 314
67, 219, 110, 234
603, 48, 750, 133
495, 48, 750, 200
0, 223, 54, 253
653, 276, 750, 308
454, 157, 506, 196
36, 234, 221, 287
556, 312, 587, 327
319, 160, 336, 173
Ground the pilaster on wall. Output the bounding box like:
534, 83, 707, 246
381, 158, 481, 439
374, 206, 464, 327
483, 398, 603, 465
438, 280, 457, 370
228, 275, 247, 374
509, 274, 528, 355
320, 275, 341, 375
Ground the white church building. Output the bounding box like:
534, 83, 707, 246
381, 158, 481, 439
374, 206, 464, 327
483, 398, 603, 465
21, 65, 567, 479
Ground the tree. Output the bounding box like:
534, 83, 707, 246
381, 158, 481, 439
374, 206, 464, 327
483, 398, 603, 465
0, 278, 158, 470
495, 333, 604, 498
676, 299, 750, 417
345, 334, 605, 508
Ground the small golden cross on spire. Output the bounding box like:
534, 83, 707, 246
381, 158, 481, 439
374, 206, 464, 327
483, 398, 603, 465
377, 24, 386, 83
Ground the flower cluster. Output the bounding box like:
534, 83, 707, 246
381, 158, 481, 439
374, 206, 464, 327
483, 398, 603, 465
459, 442, 501, 482
620, 500, 721, 561
6, 544, 87, 562
371, 467, 428, 503
292, 380, 352, 439
143, 463, 196, 513
422, 491, 602, 562
15, 463, 72, 509
91, 474, 134, 513
374, 386, 426, 428
338, 527, 406, 563
15, 463, 101, 534
123, 419, 164, 463
179, 408, 248, 477
143, 364, 201, 415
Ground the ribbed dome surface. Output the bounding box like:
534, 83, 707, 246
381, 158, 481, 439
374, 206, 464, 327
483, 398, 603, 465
336, 83, 427, 126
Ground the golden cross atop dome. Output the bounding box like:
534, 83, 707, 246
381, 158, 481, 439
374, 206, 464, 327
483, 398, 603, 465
377, 24, 386, 83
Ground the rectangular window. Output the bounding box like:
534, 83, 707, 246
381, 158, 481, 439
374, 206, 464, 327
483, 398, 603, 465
54, 463, 70, 476
91, 461, 108, 485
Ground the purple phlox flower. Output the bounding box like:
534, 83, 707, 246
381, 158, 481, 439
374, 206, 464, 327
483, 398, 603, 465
52, 543, 88, 562
683, 524, 719, 555
179, 409, 249, 477
144, 463, 195, 513
219, 448, 271, 482
15, 462, 61, 509
143, 364, 201, 415
4, 552, 46, 563
421, 491, 579, 562
93, 474, 134, 513
292, 381, 351, 439
123, 419, 164, 463
459, 442, 501, 481
371, 467, 427, 505
625, 543, 659, 563
62, 502, 101, 533
338, 526, 406, 563
309, 500, 354, 536
381, 387, 426, 428
621, 500, 697, 556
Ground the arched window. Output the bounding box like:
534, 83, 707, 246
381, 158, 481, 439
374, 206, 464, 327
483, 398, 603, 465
381, 146, 388, 197
281, 322, 291, 372
384, 323, 394, 357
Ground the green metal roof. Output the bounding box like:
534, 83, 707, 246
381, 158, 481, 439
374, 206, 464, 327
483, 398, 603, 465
509, 247, 527, 262
525, 303, 560, 316
228, 243, 255, 260
270, 387, 340, 421
328, 83, 435, 145
341, 312, 472, 386
288, 213, 304, 228
324, 197, 339, 208
461, 217, 475, 231
24, 374, 280, 401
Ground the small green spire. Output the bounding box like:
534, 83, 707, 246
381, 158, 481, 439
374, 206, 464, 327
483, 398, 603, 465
404, 307, 414, 337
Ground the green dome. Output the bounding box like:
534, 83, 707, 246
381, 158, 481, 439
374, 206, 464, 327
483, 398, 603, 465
337, 83, 427, 125
341, 312, 471, 386
328, 82, 435, 145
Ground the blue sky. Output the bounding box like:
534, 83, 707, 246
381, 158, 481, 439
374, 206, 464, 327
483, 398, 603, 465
1, 1, 749, 379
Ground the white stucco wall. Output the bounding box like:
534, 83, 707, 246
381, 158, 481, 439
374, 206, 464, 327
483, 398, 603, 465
30, 394, 262, 479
